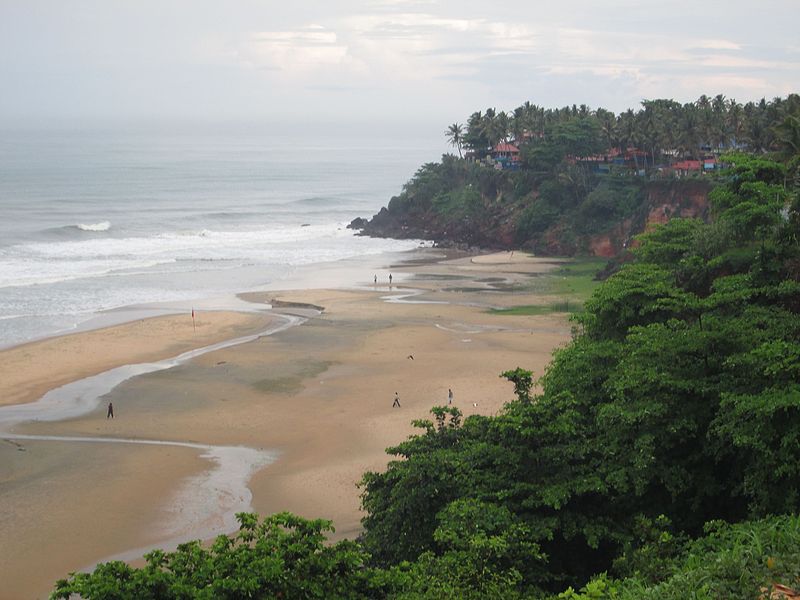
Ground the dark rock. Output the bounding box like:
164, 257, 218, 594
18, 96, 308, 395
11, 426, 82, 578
347, 217, 368, 230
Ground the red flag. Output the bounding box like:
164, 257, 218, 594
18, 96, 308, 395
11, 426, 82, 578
191, 308, 196, 332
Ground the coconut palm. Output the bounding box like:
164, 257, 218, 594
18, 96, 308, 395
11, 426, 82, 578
710, 94, 729, 150
595, 107, 617, 151
727, 99, 744, 148
445, 123, 464, 158
480, 109, 509, 147
773, 114, 800, 159
617, 108, 639, 155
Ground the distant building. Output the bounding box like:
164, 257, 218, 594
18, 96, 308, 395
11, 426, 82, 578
491, 142, 520, 170
670, 160, 703, 176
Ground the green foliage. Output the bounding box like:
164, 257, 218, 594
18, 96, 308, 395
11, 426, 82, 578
632, 218, 705, 267
520, 139, 566, 173
719, 152, 786, 188
612, 515, 688, 584
52, 512, 381, 599
500, 368, 533, 403
576, 180, 645, 234
579, 263, 696, 339
360, 154, 800, 596
517, 198, 561, 239
432, 185, 483, 218
359, 406, 475, 566
557, 574, 620, 600
556, 515, 800, 600
516, 180, 576, 241
547, 259, 607, 300
388, 499, 545, 599
549, 118, 605, 159
489, 301, 580, 316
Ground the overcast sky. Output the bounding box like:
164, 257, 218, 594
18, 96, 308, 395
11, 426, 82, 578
1, 0, 797, 129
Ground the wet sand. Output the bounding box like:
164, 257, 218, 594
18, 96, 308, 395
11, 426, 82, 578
0, 250, 574, 598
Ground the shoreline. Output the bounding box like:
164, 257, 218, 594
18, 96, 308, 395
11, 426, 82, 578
0, 248, 574, 599
0, 245, 437, 353
0, 310, 277, 408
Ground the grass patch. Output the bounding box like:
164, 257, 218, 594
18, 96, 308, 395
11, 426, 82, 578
546, 257, 607, 300
489, 257, 606, 316
490, 300, 583, 316
444, 286, 498, 293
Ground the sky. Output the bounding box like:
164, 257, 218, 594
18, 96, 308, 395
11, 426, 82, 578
0, 0, 798, 130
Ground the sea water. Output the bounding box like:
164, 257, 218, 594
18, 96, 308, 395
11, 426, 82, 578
0, 121, 444, 348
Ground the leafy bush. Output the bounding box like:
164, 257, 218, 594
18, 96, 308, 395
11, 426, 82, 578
558, 515, 800, 600
53, 513, 383, 599
576, 180, 644, 234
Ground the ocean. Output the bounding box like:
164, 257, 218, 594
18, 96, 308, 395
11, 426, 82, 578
0, 122, 444, 348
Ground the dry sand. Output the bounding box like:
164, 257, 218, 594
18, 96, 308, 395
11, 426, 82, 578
0, 310, 276, 408
0, 251, 574, 599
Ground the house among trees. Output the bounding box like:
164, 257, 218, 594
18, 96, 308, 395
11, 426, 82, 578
491, 142, 520, 170
571, 147, 652, 175
664, 157, 719, 177
447, 94, 799, 179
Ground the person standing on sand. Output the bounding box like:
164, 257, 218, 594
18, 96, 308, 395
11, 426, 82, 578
392, 392, 401, 408
374, 274, 377, 284
389, 273, 393, 285
448, 388, 453, 405
107, 402, 114, 419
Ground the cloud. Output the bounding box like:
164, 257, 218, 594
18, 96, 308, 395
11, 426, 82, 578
235, 26, 356, 74
162, 3, 800, 120
219, 9, 796, 114
691, 39, 742, 51
697, 54, 786, 70
367, 0, 437, 6
334, 12, 542, 83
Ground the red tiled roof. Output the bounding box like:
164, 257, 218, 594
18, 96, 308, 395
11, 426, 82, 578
673, 160, 702, 170
493, 142, 519, 153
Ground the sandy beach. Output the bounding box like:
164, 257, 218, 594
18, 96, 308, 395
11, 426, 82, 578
0, 250, 573, 599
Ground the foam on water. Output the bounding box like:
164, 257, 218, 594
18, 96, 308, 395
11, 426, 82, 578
0, 225, 419, 289
76, 220, 111, 232
0, 124, 445, 347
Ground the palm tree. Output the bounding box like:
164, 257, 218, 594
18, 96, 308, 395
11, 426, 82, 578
743, 100, 770, 152
595, 107, 617, 151
773, 114, 800, 160
678, 103, 702, 158
711, 94, 728, 150
617, 108, 638, 154
480, 109, 509, 147
464, 111, 489, 156
445, 123, 464, 158
696, 94, 714, 148
727, 99, 744, 148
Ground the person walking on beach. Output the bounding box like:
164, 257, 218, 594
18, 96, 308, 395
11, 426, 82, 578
392, 392, 401, 408
374, 274, 377, 284
107, 402, 114, 419
389, 273, 393, 285
448, 388, 453, 405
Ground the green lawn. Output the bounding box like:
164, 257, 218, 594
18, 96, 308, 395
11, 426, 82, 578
547, 257, 607, 298
489, 257, 606, 316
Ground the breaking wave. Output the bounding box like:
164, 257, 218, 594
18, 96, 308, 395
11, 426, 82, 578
76, 221, 111, 232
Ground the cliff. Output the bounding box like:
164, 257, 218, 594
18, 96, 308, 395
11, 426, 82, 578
352, 170, 712, 258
